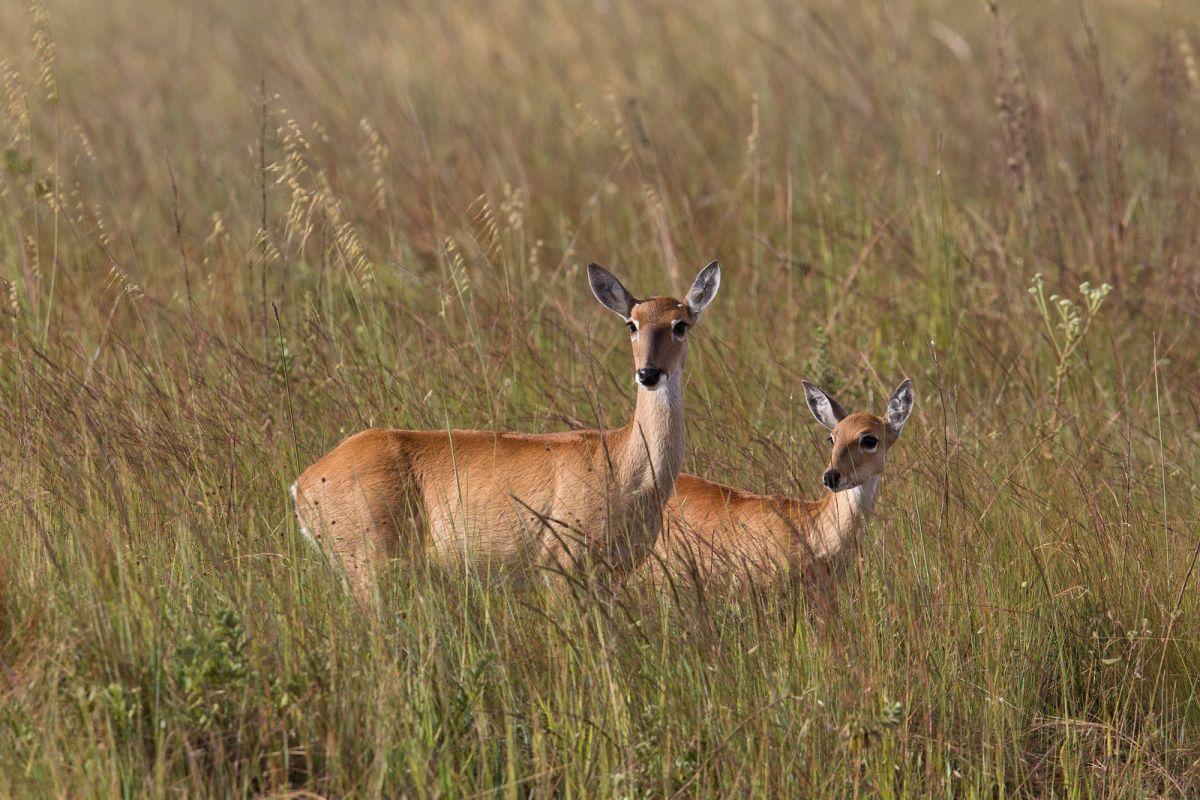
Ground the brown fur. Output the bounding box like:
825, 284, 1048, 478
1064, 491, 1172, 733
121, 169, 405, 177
651, 385, 912, 594
292, 270, 719, 601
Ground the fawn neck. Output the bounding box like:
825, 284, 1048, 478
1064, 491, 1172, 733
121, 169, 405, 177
616, 369, 685, 500
803, 475, 880, 561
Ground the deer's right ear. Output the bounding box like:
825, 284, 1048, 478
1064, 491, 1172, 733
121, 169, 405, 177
802, 380, 847, 430
685, 261, 721, 319
588, 263, 637, 318
886, 378, 915, 437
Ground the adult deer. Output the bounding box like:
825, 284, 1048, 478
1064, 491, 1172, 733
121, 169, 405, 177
653, 378, 914, 593
291, 262, 721, 600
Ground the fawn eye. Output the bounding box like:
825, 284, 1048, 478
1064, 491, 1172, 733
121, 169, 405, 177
627, 321, 638, 335
827, 434, 834, 445
672, 320, 689, 338
860, 434, 879, 451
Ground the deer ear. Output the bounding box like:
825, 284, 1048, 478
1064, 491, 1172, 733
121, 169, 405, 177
587, 263, 637, 318
802, 381, 847, 430
685, 261, 721, 319
886, 378, 915, 437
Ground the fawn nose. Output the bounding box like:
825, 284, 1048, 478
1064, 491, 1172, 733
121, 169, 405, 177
636, 367, 664, 388
822, 469, 841, 490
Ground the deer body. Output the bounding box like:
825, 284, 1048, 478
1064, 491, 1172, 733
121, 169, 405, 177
293, 376, 684, 587
655, 472, 880, 586
292, 264, 719, 599
652, 381, 913, 590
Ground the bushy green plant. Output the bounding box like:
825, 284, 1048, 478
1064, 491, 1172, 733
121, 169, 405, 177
1027, 272, 1113, 426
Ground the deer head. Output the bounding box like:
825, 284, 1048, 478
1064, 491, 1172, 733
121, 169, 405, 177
802, 378, 915, 492
588, 261, 720, 390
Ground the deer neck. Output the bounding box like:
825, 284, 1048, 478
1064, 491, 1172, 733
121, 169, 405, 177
804, 475, 880, 561
615, 369, 686, 501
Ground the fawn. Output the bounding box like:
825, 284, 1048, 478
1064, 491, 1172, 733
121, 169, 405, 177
654, 379, 914, 593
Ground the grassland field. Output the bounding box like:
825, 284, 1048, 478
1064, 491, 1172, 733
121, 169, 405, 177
1, 0, 1200, 796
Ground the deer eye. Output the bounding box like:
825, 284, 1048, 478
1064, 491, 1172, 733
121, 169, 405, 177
860, 434, 879, 451
672, 320, 689, 338
626, 321, 638, 335
827, 434, 834, 445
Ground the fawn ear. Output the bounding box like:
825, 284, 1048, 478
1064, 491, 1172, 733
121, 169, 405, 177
802, 381, 847, 430
685, 261, 721, 319
587, 263, 637, 318
886, 378, 915, 437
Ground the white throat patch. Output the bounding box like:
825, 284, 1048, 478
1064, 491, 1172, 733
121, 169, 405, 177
640, 369, 683, 407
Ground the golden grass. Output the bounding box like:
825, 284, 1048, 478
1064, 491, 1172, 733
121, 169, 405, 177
1, 0, 1199, 795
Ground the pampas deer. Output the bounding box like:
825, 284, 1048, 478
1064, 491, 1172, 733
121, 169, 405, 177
292, 262, 721, 600
654, 379, 914, 594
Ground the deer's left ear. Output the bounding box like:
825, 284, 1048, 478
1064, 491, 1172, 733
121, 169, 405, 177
886, 378, 915, 437
685, 261, 721, 319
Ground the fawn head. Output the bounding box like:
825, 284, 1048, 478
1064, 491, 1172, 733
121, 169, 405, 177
588, 261, 720, 390
803, 378, 915, 492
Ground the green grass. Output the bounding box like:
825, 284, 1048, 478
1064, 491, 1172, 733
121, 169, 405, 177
1, 0, 1199, 795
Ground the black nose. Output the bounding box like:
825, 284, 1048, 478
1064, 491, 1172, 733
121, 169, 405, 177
636, 367, 664, 387
822, 469, 841, 490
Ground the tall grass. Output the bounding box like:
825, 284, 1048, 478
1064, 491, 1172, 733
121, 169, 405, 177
1, 0, 1198, 795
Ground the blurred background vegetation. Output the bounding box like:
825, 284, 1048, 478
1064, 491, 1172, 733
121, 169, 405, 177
1, 0, 1198, 795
